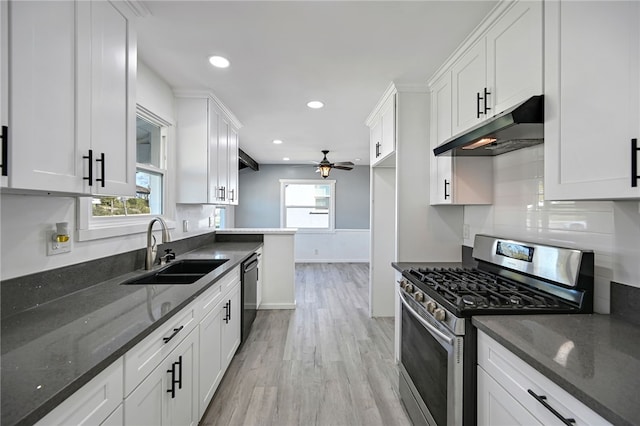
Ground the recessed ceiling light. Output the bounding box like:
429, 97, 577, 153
208, 55, 230, 68
273, 139, 283, 144
283, 157, 290, 161
307, 100, 324, 109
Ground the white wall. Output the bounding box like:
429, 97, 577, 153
463, 144, 628, 314
295, 229, 369, 263
0, 61, 228, 280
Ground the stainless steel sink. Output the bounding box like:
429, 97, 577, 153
122, 259, 229, 285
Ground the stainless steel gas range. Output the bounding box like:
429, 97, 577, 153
397, 234, 594, 426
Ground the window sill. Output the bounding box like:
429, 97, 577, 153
77, 217, 176, 241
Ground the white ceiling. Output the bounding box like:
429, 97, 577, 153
136, 1, 498, 165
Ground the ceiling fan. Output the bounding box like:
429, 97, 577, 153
314, 150, 354, 178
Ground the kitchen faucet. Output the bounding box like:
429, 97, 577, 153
145, 217, 171, 270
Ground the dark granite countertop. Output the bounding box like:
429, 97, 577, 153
473, 314, 640, 426
1, 241, 262, 426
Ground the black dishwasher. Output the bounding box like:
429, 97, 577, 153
241, 252, 259, 344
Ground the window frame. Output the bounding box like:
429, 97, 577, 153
279, 179, 336, 233
77, 105, 174, 241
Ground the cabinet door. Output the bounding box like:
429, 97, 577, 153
8, 0, 88, 194
176, 97, 209, 203
370, 93, 395, 167
221, 283, 241, 369
198, 300, 224, 418
217, 115, 230, 204
477, 367, 542, 426
370, 115, 383, 164
125, 328, 199, 426
228, 126, 239, 205
486, 0, 542, 115
545, 0, 640, 200
207, 100, 221, 203
452, 39, 487, 135
430, 72, 454, 205
379, 94, 396, 160
86, 0, 136, 196
1, 0, 7, 188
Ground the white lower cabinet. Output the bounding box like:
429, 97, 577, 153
124, 327, 199, 426
221, 282, 241, 369
35, 358, 123, 426
34, 266, 244, 426
477, 331, 611, 426
197, 266, 241, 417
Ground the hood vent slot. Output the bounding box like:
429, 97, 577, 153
434, 95, 544, 157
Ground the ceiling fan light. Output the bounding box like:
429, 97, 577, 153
319, 165, 331, 178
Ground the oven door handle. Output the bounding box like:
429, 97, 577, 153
398, 289, 454, 346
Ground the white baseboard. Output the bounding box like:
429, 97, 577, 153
295, 259, 368, 263
258, 302, 296, 310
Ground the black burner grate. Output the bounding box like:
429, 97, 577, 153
407, 267, 566, 312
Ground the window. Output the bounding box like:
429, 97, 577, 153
91, 112, 167, 217
280, 179, 335, 230
77, 106, 173, 241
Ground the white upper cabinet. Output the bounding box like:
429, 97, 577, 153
448, 0, 542, 137
83, 0, 137, 196
176, 93, 241, 205
368, 91, 396, 167
544, 0, 640, 200
451, 38, 487, 135
3, 0, 136, 196
228, 127, 239, 205
486, 0, 542, 116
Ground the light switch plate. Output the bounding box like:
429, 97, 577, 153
47, 232, 71, 256
463, 224, 470, 239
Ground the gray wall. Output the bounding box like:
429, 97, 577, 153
235, 165, 370, 229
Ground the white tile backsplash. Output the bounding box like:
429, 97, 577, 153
464, 144, 617, 313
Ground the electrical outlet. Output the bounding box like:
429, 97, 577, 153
183, 220, 189, 232
463, 224, 470, 239
47, 232, 71, 256
209, 216, 214, 227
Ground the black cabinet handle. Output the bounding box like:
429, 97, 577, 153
483, 87, 491, 115
1, 125, 8, 177
83, 150, 93, 186
476, 92, 482, 118
167, 363, 176, 399
632, 138, 639, 188
162, 325, 184, 344
527, 389, 575, 425
375, 142, 381, 158
95, 152, 105, 187
224, 301, 229, 324
444, 179, 450, 200
176, 355, 183, 390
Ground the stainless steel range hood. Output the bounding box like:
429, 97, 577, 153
433, 95, 544, 157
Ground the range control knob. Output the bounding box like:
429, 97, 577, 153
425, 301, 437, 313
404, 283, 414, 293
413, 291, 425, 302
433, 308, 446, 322
398, 280, 407, 289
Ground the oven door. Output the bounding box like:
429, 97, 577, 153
398, 290, 463, 426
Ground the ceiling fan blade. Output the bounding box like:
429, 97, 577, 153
334, 161, 354, 167
332, 165, 353, 170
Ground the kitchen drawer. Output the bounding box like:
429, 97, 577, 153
220, 266, 240, 297
478, 331, 611, 425
124, 301, 198, 396
198, 267, 239, 318
35, 358, 123, 426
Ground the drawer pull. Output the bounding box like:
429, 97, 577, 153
527, 389, 576, 425
162, 325, 184, 344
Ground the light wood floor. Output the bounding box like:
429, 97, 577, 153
201, 263, 411, 426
